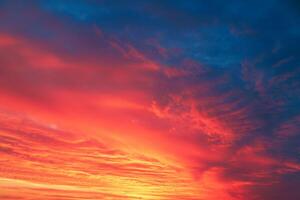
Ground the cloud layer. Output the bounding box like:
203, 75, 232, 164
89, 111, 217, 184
0, 1, 300, 199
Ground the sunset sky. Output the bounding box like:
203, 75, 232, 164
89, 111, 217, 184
0, 1, 300, 199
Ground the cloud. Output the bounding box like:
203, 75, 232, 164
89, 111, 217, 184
0, 1, 300, 200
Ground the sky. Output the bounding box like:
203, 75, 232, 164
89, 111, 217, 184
0, 0, 300, 199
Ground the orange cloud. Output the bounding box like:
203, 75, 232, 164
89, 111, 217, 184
0, 26, 299, 200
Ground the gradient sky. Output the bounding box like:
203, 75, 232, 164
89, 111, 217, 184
0, 0, 300, 200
